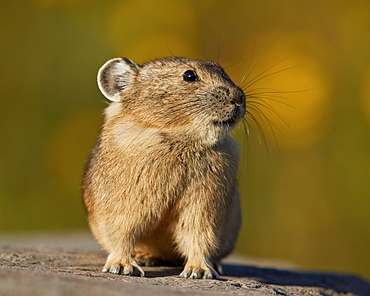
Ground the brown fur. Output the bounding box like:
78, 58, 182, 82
83, 57, 246, 279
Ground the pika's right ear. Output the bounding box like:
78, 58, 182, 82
97, 58, 139, 102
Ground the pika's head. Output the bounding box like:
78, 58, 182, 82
98, 57, 246, 146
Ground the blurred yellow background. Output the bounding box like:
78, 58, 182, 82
0, 0, 369, 279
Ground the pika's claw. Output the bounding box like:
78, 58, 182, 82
121, 263, 144, 276
214, 262, 223, 275
180, 265, 219, 279
102, 263, 121, 274
102, 261, 144, 277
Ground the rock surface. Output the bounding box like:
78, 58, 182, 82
0, 231, 369, 296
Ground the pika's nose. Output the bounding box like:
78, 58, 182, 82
230, 89, 246, 106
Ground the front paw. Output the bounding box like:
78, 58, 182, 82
102, 260, 144, 277
180, 264, 219, 279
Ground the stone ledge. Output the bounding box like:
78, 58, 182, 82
1, 245, 369, 296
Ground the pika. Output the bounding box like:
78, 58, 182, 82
83, 56, 246, 279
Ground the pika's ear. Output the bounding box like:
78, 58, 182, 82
97, 58, 139, 102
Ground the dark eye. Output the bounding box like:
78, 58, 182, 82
183, 70, 198, 82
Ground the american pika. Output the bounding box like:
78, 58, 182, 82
83, 57, 246, 279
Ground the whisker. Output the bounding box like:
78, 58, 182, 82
247, 95, 294, 109
239, 35, 258, 87
244, 109, 268, 149
242, 64, 302, 91
247, 100, 290, 128
247, 103, 285, 134
246, 104, 284, 150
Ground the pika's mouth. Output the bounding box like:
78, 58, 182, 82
213, 106, 245, 126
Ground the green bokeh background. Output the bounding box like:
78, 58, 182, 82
1, 0, 369, 279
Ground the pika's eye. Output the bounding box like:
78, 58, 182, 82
183, 70, 198, 82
